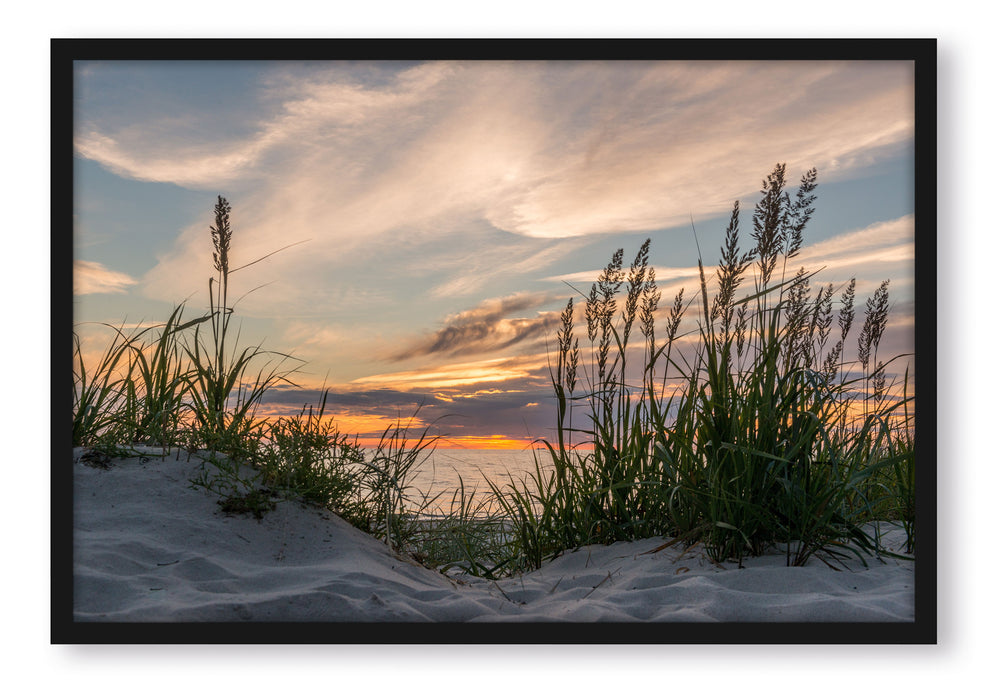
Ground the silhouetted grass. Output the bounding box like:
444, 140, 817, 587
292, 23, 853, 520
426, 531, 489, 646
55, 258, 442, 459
72, 196, 440, 560
72, 323, 134, 447
72, 171, 915, 577
498, 164, 915, 568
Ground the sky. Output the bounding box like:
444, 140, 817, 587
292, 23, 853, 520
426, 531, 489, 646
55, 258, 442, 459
72, 59, 917, 448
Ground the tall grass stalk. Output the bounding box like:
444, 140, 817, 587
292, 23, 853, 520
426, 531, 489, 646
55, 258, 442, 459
182, 196, 302, 450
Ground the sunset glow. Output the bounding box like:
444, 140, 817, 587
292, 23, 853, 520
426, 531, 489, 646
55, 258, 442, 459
437, 435, 541, 451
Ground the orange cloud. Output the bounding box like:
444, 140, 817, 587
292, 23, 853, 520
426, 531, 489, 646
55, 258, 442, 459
250, 405, 431, 446
350, 356, 544, 391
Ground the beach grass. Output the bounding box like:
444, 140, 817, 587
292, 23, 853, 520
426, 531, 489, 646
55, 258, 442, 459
494, 164, 914, 569
72, 172, 915, 577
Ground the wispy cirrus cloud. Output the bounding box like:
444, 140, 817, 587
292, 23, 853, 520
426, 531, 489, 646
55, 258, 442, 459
73, 260, 138, 295
544, 264, 701, 287
784, 215, 915, 307
547, 215, 915, 302
75, 60, 914, 317
801, 215, 914, 270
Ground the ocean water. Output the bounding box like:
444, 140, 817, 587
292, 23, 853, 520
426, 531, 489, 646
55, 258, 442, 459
404, 448, 555, 510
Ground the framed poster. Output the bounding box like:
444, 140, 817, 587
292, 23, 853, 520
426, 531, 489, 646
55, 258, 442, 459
53, 38, 935, 644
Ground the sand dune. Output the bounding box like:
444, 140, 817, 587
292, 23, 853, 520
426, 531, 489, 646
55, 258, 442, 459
72, 448, 914, 624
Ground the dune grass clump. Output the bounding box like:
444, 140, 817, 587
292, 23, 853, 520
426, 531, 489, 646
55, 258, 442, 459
73, 305, 209, 450
72, 196, 437, 557
73, 197, 300, 456
400, 477, 518, 577
73, 323, 135, 448
251, 390, 369, 525
499, 164, 915, 568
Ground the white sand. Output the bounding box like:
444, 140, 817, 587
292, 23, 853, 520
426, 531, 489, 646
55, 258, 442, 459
73, 447, 914, 623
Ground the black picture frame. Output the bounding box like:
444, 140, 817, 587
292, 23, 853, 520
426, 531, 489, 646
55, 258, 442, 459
52, 37, 936, 644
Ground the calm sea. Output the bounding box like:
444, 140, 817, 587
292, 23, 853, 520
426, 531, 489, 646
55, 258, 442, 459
405, 448, 555, 511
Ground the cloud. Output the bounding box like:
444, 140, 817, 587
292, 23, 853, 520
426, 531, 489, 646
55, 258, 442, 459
547, 214, 915, 306
73, 260, 139, 295
74, 130, 268, 189
391, 292, 561, 361
351, 356, 546, 392
256, 373, 562, 445
545, 264, 700, 287
424, 238, 578, 299
75, 60, 915, 314
801, 215, 913, 267
787, 215, 915, 304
